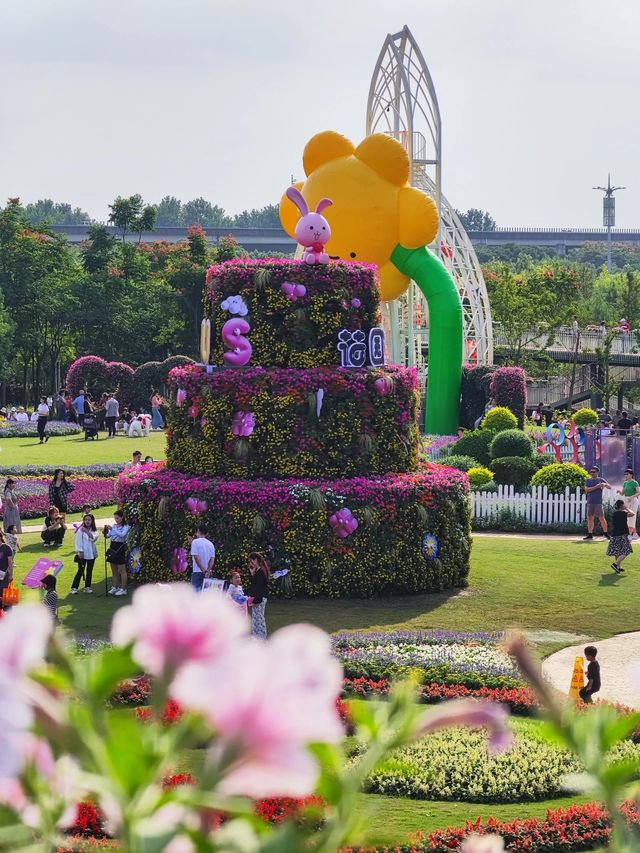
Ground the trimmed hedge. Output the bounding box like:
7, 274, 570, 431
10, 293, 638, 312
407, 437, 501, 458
118, 465, 471, 598
573, 407, 599, 427
443, 455, 478, 472
482, 406, 518, 432
489, 429, 535, 460
0, 421, 81, 438
460, 364, 495, 429
131, 356, 194, 411
491, 456, 537, 490
205, 259, 380, 368
65, 356, 134, 402
531, 462, 588, 493
167, 364, 420, 478
467, 466, 494, 488
491, 365, 527, 428
452, 430, 495, 467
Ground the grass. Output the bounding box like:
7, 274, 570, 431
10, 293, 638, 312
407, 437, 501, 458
0, 431, 166, 467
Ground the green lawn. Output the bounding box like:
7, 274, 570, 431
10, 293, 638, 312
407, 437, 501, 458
0, 431, 166, 467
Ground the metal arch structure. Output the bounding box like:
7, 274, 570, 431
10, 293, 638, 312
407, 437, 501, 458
366, 25, 493, 370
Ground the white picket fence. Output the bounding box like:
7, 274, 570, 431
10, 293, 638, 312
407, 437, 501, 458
472, 484, 588, 526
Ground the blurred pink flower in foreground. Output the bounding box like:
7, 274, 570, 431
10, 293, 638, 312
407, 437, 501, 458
111, 585, 247, 678
462, 834, 505, 853
0, 606, 52, 781
413, 698, 512, 754
172, 623, 344, 797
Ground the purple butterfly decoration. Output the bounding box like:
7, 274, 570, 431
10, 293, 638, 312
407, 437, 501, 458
281, 282, 307, 302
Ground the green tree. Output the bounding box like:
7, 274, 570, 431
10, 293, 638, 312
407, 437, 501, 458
233, 204, 281, 227
155, 196, 183, 226
182, 198, 232, 227
22, 199, 92, 225
108, 194, 156, 242
456, 208, 497, 231
81, 224, 117, 273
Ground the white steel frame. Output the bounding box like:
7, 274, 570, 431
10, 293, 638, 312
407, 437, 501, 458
366, 25, 493, 371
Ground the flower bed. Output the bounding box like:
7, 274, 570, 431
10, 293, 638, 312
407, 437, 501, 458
333, 631, 524, 689
0, 420, 82, 438
0, 463, 128, 477
119, 465, 471, 597
339, 801, 640, 852
357, 721, 640, 803
166, 364, 420, 478
0, 477, 116, 519
205, 258, 380, 369
343, 678, 538, 716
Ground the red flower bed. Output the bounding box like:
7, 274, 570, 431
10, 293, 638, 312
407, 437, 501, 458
340, 802, 640, 852
134, 699, 183, 726
342, 677, 539, 716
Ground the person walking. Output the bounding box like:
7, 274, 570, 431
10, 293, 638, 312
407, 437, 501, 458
583, 465, 612, 541
49, 469, 75, 514
41, 506, 66, 547
105, 392, 119, 439
150, 392, 165, 431
618, 468, 640, 539
189, 524, 215, 592
36, 396, 50, 443
246, 551, 270, 639
71, 513, 99, 594
607, 499, 634, 573
56, 389, 68, 422
2, 478, 21, 534
104, 511, 130, 597
579, 646, 601, 703
0, 530, 14, 613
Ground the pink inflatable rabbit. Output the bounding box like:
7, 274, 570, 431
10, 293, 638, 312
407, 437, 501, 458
285, 186, 332, 264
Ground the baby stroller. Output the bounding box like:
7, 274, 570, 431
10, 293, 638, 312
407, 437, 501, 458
83, 413, 99, 441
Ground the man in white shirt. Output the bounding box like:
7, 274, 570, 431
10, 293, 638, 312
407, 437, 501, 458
15, 407, 29, 423
189, 524, 216, 592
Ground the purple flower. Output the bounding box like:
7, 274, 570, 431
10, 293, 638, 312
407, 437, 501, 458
231, 411, 255, 437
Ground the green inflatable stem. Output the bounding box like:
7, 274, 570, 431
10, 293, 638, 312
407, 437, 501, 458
391, 244, 463, 435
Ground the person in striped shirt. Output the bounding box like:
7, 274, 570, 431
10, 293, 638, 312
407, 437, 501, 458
41, 574, 59, 624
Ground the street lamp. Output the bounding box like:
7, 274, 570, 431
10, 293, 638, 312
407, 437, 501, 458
593, 174, 625, 273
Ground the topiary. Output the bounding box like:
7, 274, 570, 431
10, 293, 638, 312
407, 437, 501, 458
489, 429, 535, 460
453, 430, 495, 467
443, 455, 478, 472
530, 462, 588, 494
490, 456, 537, 491
481, 406, 518, 432
490, 366, 527, 428
467, 466, 494, 489
573, 407, 599, 427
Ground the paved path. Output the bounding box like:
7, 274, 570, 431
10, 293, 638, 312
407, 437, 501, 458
542, 631, 640, 708
22, 518, 116, 534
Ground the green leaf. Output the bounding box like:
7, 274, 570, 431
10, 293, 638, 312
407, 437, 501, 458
84, 644, 139, 701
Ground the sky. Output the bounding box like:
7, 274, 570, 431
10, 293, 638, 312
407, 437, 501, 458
1, 0, 639, 228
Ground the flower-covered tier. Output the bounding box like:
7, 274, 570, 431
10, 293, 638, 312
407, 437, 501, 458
167, 363, 420, 478
121, 258, 471, 597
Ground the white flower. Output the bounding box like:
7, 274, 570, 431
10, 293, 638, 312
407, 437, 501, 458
462, 834, 505, 853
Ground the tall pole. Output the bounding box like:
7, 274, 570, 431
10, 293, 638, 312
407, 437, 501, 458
593, 174, 625, 273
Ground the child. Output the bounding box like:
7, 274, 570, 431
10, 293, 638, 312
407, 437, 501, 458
41, 574, 59, 624
227, 570, 244, 601
579, 646, 600, 703
5, 524, 20, 556
607, 499, 634, 573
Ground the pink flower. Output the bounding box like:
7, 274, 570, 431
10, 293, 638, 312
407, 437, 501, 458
231, 411, 255, 438
0, 604, 52, 679
413, 698, 512, 754
176, 388, 187, 407
172, 623, 343, 797
111, 585, 247, 679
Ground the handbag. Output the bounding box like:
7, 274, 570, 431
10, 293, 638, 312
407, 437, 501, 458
2, 582, 19, 606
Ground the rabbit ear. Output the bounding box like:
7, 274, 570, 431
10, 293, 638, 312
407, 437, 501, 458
285, 186, 309, 216
315, 198, 333, 214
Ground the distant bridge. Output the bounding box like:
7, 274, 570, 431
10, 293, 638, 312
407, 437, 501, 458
51, 224, 640, 255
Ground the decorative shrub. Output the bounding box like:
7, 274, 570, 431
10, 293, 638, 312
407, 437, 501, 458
205, 259, 380, 369
0, 463, 127, 477
453, 430, 495, 467
442, 455, 478, 472
358, 722, 639, 803
481, 406, 518, 432
490, 456, 537, 490
166, 363, 420, 478
573, 407, 599, 427
65, 356, 134, 404
533, 453, 556, 470
132, 355, 194, 411
119, 466, 471, 598
459, 364, 495, 429
467, 466, 494, 489
0, 477, 116, 519
489, 429, 535, 460
531, 462, 588, 494
490, 365, 527, 428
